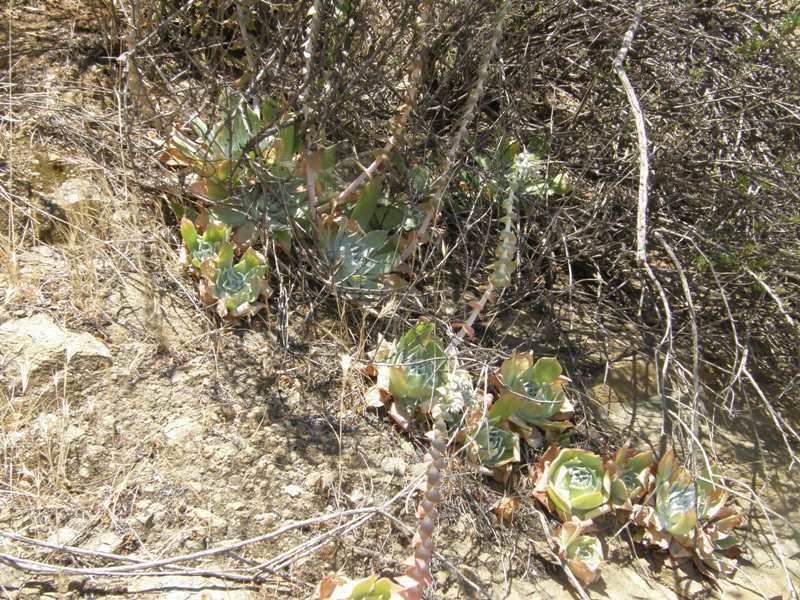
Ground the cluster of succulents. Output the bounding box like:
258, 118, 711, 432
180, 218, 269, 319
163, 92, 744, 597
529, 444, 744, 587
358, 323, 745, 593
164, 90, 424, 316
631, 449, 745, 577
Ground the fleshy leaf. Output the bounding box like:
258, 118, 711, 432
352, 177, 382, 231
530, 357, 562, 384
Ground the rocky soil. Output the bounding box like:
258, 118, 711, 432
2, 2, 798, 599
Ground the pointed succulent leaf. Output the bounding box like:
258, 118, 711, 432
276, 123, 296, 163
530, 357, 562, 384
498, 138, 521, 169
499, 353, 534, 391
609, 447, 655, 509
189, 117, 209, 139
408, 165, 429, 195
488, 394, 526, 425
180, 217, 198, 250
260, 98, 277, 128
322, 574, 404, 600
352, 177, 382, 230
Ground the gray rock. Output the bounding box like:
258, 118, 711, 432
86, 531, 123, 554
284, 484, 304, 498
0, 314, 111, 397
191, 508, 227, 536
164, 416, 203, 446
49, 178, 106, 215
129, 575, 256, 599
381, 456, 407, 477
46, 527, 80, 547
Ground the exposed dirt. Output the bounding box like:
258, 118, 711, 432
2, 2, 799, 600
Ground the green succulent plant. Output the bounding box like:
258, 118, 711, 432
609, 447, 655, 510
322, 219, 403, 299
533, 446, 611, 521
633, 449, 745, 576
387, 322, 447, 407
167, 92, 288, 194
490, 354, 572, 439
179, 218, 229, 271
471, 422, 521, 469
165, 90, 309, 246
318, 574, 403, 600
206, 242, 269, 318
653, 450, 709, 539
555, 519, 604, 587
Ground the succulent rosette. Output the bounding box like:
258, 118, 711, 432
317, 574, 405, 600
533, 446, 612, 521
555, 518, 604, 587
206, 242, 269, 318
179, 218, 229, 271
321, 218, 403, 300
387, 322, 447, 407
609, 447, 655, 510
633, 449, 745, 577
491, 354, 573, 439
471, 422, 521, 469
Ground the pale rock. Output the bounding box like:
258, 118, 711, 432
31, 413, 60, 437
129, 575, 256, 599
285, 484, 303, 498
253, 512, 277, 527
46, 527, 79, 547
164, 416, 203, 446
191, 508, 227, 535
15, 245, 60, 277
86, 531, 123, 554
0, 314, 111, 397
49, 178, 106, 215
381, 456, 407, 477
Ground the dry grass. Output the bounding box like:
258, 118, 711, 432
2, 0, 799, 598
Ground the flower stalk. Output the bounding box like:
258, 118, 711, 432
403, 0, 511, 263
327, 0, 433, 210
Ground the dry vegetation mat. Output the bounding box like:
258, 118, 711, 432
2, 0, 799, 598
